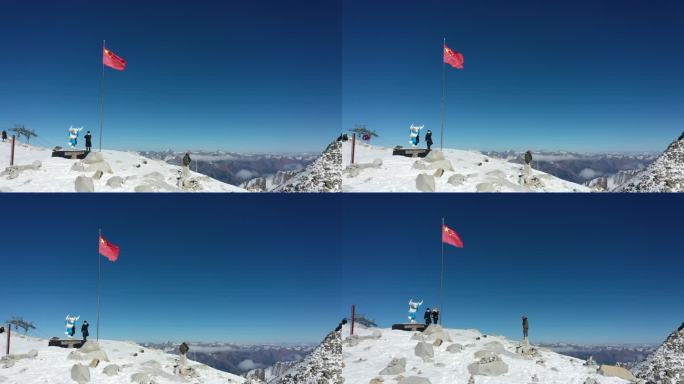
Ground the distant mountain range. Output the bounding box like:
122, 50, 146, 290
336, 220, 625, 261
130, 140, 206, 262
140, 341, 315, 376
481, 150, 657, 186
538, 342, 657, 366
138, 150, 317, 187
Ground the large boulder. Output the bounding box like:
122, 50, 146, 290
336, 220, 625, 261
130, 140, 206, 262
598, 365, 637, 382
424, 151, 445, 162
398, 377, 431, 384
85, 161, 112, 174
467, 355, 508, 376
106, 176, 124, 189
429, 159, 454, 171
102, 364, 121, 376
379, 357, 406, 375
131, 372, 153, 384
414, 341, 434, 360
416, 173, 435, 192
71, 162, 87, 172
446, 343, 463, 353
70, 364, 90, 384
74, 176, 94, 192
475, 182, 496, 192
80, 341, 101, 353
82, 152, 104, 164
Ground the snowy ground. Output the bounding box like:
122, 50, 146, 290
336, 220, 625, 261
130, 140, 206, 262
341, 141, 590, 192
0, 141, 245, 192
341, 324, 629, 384
0, 334, 245, 383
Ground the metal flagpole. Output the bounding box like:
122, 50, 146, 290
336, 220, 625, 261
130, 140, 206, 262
99, 40, 105, 152
440, 217, 445, 325
440, 37, 446, 152
97, 228, 102, 341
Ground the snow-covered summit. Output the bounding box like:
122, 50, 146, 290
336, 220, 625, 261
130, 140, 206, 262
342, 324, 634, 384
341, 141, 590, 192
272, 141, 342, 192
0, 141, 245, 192
632, 322, 684, 383
0, 333, 245, 383
615, 132, 684, 192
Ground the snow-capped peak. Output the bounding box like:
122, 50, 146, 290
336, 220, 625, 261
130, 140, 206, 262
632, 322, 684, 383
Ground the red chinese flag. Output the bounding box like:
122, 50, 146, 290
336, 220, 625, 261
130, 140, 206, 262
443, 45, 464, 69
103, 47, 126, 71
99, 234, 120, 262
442, 224, 464, 248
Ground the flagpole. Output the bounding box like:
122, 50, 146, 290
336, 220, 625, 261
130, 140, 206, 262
440, 217, 445, 325
97, 228, 102, 341
99, 40, 105, 152
440, 37, 446, 152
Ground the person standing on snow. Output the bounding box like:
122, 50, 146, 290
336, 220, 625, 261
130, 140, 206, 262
522, 315, 529, 341
431, 308, 439, 325
182, 152, 192, 179
424, 308, 432, 326
84, 131, 92, 152
425, 130, 433, 151
81, 320, 90, 342
1, 130, 7, 142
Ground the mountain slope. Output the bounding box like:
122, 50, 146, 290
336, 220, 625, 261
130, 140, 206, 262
632, 322, 684, 383
0, 141, 245, 192
272, 141, 342, 192
266, 330, 342, 384
0, 334, 245, 383
616, 133, 684, 192
342, 324, 630, 384
341, 142, 590, 192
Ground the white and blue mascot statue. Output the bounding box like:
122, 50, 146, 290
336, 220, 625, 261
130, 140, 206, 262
408, 124, 424, 147
65, 314, 80, 338
408, 299, 423, 324
68, 126, 83, 149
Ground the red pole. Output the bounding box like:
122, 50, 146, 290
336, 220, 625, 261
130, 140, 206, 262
351, 133, 356, 164
351, 305, 356, 336
6, 324, 10, 355
10, 135, 16, 166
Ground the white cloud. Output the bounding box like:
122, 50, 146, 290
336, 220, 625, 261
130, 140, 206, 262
238, 359, 262, 371
578, 168, 601, 180
235, 169, 259, 180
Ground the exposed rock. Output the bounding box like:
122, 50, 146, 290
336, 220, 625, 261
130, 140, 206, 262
447, 174, 466, 186
467, 355, 508, 376
414, 342, 434, 360
633, 322, 684, 383
74, 176, 94, 192
398, 376, 431, 384
598, 365, 637, 382
379, 357, 406, 375
134, 184, 156, 193
446, 343, 463, 353
416, 173, 435, 192
82, 152, 104, 164
433, 338, 443, 347
85, 161, 112, 174
130, 372, 154, 384
475, 182, 496, 192
70, 363, 90, 384
584, 356, 597, 367
92, 170, 103, 180
433, 168, 444, 178
106, 176, 124, 188
424, 151, 445, 162
67, 350, 82, 360
103, 364, 121, 376
89, 359, 99, 368
583, 378, 600, 384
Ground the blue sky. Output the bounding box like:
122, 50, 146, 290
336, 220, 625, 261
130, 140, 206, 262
342, 0, 684, 152
0, 194, 341, 343
0, 0, 341, 152
341, 194, 684, 345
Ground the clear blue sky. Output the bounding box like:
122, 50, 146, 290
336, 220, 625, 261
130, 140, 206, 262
343, 0, 684, 152
1, 194, 342, 343
0, 0, 341, 152
341, 194, 684, 345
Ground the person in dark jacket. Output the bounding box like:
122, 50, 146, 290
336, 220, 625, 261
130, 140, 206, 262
425, 130, 433, 150
84, 131, 92, 152
334, 319, 348, 332
81, 321, 89, 341
431, 308, 439, 325
181, 152, 192, 179
1, 130, 7, 142
424, 308, 432, 326
0, 326, 5, 334
522, 315, 529, 339
524, 150, 533, 165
